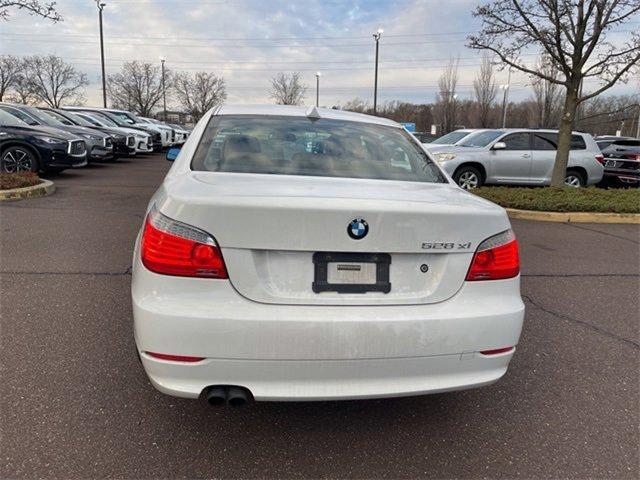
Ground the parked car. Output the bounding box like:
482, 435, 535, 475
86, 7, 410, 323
88, 107, 172, 148
132, 104, 524, 406
40, 108, 136, 158
596, 137, 640, 187
0, 103, 113, 163
432, 129, 604, 188
141, 117, 189, 145
423, 129, 480, 151
64, 107, 162, 151
0, 109, 87, 173
64, 109, 154, 154
133, 116, 175, 147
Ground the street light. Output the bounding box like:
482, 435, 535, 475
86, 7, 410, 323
372, 27, 383, 115
499, 67, 512, 128
96, 1, 107, 107
160, 57, 167, 121
315, 71, 321, 107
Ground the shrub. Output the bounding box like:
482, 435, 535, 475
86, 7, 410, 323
0, 172, 41, 191
473, 187, 640, 214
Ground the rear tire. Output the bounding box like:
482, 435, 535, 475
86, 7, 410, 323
453, 166, 483, 190
1, 146, 38, 173
564, 170, 585, 188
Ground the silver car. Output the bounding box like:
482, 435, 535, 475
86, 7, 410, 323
431, 129, 604, 189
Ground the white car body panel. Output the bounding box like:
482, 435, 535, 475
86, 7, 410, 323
132, 104, 525, 402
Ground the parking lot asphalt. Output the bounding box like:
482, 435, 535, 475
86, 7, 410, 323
1, 153, 638, 479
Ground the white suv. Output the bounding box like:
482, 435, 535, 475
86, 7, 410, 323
432, 129, 605, 189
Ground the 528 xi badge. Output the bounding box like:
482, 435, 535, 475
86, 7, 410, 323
422, 242, 472, 250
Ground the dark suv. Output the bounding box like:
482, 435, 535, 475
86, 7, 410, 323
596, 137, 640, 187
0, 110, 87, 173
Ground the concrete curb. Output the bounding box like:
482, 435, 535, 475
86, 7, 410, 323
506, 208, 640, 224
0, 179, 55, 201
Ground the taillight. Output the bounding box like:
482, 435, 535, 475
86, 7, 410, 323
141, 207, 228, 278
595, 154, 605, 165
466, 229, 520, 281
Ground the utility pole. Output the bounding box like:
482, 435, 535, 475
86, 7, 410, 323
500, 67, 511, 128
636, 104, 640, 138
315, 72, 321, 107
160, 57, 167, 121
96, 1, 107, 107
372, 28, 383, 115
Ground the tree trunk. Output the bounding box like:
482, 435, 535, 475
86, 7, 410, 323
550, 87, 579, 187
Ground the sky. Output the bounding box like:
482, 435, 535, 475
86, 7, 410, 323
0, 0, 638, 109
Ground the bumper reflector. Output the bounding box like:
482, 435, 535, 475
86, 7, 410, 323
146, 352, 205, 362
480, 346, 515, 356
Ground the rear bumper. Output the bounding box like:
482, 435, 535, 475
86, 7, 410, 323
603, 169, 640, 185
140, 350, 514, 401
132, 256, 525, 401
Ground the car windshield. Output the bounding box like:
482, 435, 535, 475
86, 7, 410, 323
60, 111, 94, 127
192, 115, 445, 183
91, 112, 121, 127
110, 111, 139, 124
75, 113, 104, 126
0, 109, 27, 127
38, 109, 72, 126
24, 107, 65, 126
458, 130, 503, 148
431, 130, 470, 145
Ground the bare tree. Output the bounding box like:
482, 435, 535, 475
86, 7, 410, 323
530, 54, 564, 128
108, 61, 166, 116
269, 72, 306, 105
7, 71, 35, 104
435, 58, 460, 133
469, 0, 640, 186
341, 97, 370, 113
473, 55, 498, 127
0, 0, 61, 21
0, 55, 22, 101
24, 55, 88, 107
173, 71, 226, 122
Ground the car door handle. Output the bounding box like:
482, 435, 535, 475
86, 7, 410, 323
522, 153, 531, 158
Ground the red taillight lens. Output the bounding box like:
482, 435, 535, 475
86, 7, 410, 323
141, 208, 228, 278
146, 352, 205, 362
595, 154, 605, 165
466, 229, 520, 281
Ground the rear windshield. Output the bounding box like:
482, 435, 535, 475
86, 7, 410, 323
191, 115, 445, 183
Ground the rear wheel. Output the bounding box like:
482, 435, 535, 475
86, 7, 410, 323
1, 146, 38, 173
564, 170, 585, 188
453, 166, 483, 190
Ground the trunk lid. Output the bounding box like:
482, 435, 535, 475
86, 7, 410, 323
157, 172, 511, 305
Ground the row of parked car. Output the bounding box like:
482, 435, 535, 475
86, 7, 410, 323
418, 128, 639, 189
0, 103, 192, 173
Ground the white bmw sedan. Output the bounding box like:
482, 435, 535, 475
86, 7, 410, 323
132, 104, 524, 406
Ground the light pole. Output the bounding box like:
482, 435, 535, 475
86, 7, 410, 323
499, 67, 512, 128
372, 27, 383, 115
636, 104, 640, 138
96, 1, 107, 107
160, 57, 167, 121
315, 71, 321, 107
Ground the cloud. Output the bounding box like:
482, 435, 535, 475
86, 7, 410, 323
0, 0, 636, 109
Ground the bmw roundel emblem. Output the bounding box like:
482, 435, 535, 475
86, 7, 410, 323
347, 218, 369, 240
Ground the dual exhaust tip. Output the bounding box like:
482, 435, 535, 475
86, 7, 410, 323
204, 385, 253, 408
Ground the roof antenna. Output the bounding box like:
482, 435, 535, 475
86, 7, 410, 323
306, 105, 321, 119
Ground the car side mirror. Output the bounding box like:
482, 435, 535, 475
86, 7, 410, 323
492, 142, 506, 150
166, 147, 181, 162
